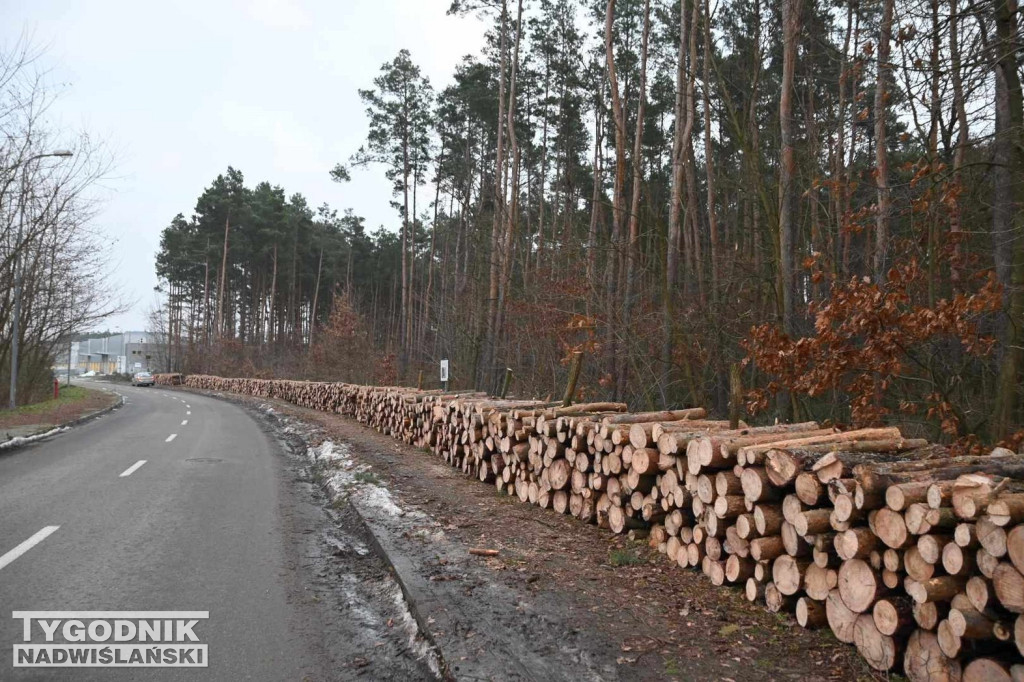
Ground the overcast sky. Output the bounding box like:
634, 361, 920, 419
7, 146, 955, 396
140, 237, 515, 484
1, 0, 487, 331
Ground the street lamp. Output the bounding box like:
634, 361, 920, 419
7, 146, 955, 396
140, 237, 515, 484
9, 150, 74, 409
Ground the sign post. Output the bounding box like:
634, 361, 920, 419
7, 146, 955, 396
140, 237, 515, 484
440, 359, 449, 392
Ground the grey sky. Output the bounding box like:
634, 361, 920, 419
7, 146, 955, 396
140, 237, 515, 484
1, 0, 486, 331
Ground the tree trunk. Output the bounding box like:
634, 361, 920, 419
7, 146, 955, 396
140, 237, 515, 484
604, 0, 628, 399
216, 216, 230, 340
873, 0, 893, 283
663, 0, 688, 403
482, 0, 509, 390
618, 0, 651, 399
779, 0, 800, 335
991, 0, 1024, 440
701, 0, 719, 303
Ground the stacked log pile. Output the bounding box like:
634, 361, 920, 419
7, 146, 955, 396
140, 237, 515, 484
177, 374, 1024, 680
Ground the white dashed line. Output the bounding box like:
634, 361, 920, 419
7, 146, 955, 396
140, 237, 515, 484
186, 411, 191, 415
165, 434, 177, 443
0, 526, 60, 572
185, 405, 191, 409
119, 460, 147, 478
181, 420, 188, 426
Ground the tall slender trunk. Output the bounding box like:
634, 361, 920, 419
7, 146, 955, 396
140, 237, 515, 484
481, 0, 509, 389
835, 1, 853, 277
202, 238, 210, 347
683, 0, 703, 304
216, 216, 230, 339
268, 243, 277, 345
493, 0, 524, 382
535, 54, 551, 273
309, 246, 323, 348
663, 0, 687, 402
618, 0, 651, 399
421, 145, 445, 356
604, 0, 628, 399
587, 91, 604, 318
948, 0, 968, 287
701, 0, 719, 303
991, 0, 1024, 439
873, 0, 893, 283
779, 0, 800, 333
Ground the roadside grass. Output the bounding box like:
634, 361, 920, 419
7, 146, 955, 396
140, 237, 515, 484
0, 384, 118, 431
608, 547, 643, 566
1, 385, 93, 417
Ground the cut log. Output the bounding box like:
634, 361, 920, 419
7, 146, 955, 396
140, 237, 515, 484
796, 596, 828, 628
602, 408, 706, 425
764, 581, 796, 613
836, 527, 879, 561
804, 563, 838, 601
873, 508, 911, 549
737, 428, 897, 467
979, 517, 1009, 558
839, 559, 888, 613
773, 555, 811, 595
854, 613, 901, 671
906, 575, 968, 604
873, 596, 915, 636
767, 437, 928, 488
750, 535, 786, 562
1009, 526, 1024, 575
795, 472, 826, 506
827, 589, 859, 643
903, 629, 963, 682
794, 508, 833, 536
994, 562, 1024, 614
942, 542, 976, 576
963, 658, 1013, 682
754, 505, 785, 536
989, 494, 1024, 527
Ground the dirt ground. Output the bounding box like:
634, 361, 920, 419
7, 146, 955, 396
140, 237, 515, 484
197, 388, 889, 682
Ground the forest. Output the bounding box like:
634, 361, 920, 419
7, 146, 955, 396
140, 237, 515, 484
154, 0, 1024, 449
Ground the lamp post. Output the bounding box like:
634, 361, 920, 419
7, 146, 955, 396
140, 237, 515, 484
9, 150, 74, 409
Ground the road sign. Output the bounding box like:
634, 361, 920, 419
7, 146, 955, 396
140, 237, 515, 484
134, 362, 142, 369
440, 359, 449, 382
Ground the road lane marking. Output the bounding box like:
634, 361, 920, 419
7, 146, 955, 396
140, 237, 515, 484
119, 460, 147, 477
181, 420, 188, 426
186, 404, 191, 409
186, 411, 191, 415
165, 434, 177, 443
0, 526, 60, 572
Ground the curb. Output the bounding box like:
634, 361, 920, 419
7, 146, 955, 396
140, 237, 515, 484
341, 495, 455, 682
0, 389, 125, 452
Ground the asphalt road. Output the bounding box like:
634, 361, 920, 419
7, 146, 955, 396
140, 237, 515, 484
0, 381, 340, 680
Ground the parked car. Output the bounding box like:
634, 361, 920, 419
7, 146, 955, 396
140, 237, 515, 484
131, 371, 154, 387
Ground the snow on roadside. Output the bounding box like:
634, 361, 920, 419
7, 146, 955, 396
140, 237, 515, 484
391, 585, 443, 678
310, 439, 410, 518
0, 426, 69, 450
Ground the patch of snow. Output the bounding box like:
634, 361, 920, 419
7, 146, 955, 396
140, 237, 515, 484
0, 426, 69, 450
390, 586, 442, 678
324, 531, 369, 557
309, 439, 353, 466
355, 485, 406, 517
338, 573, 380, 627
